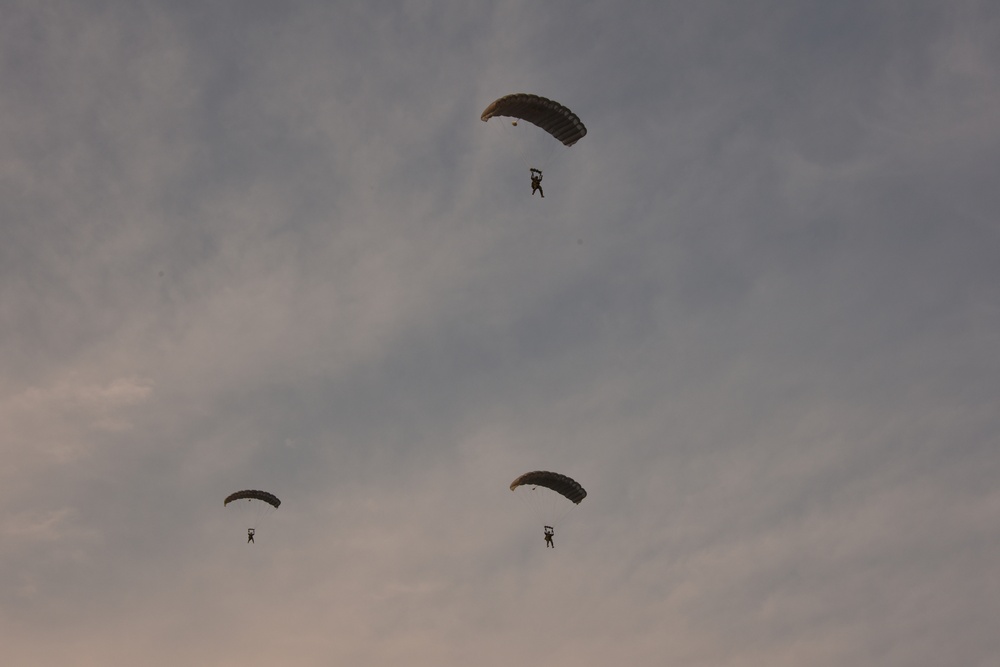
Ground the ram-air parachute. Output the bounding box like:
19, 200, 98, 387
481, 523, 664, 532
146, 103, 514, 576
510, 471, 587, 502
225, 489, 280, 542
481, 94, 586, 186
510, 471, 586, 541
224, 489, 281, 508
480, 94, 588, 147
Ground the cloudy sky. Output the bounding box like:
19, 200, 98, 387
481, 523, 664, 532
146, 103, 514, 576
2, 1, 999, 665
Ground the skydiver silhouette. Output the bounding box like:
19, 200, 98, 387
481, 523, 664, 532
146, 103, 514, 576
530, 168, 544, 198
544, 525, 554, 548
247, 528, 255, 544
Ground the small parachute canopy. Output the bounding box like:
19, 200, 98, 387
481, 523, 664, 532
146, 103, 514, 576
510, 471, 587, 504
224, 489, 281, 509
481, 94, 587, 147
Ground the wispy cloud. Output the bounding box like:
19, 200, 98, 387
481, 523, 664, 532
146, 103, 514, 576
2, 1, 998, 666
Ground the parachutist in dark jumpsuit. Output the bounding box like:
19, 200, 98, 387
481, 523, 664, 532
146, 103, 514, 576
247, 528, 255, 544
530, 168, 544, 198
544, 525, 554, 548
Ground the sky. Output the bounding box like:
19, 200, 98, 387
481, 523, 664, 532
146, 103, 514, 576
2, 1, 999, 665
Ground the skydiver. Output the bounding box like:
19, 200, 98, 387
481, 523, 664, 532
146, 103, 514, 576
530, 168, 544, 198
544, 525, 554, 548
247, 528, 255, 544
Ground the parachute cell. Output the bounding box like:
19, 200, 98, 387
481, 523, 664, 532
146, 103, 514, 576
481, 94, 587, 147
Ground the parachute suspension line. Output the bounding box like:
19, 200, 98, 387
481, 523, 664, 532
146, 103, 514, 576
225, 489, 281, 538
488, 120, 519, 190
514, 120, 562, 174
512, 483, 579, 529
509, 123, 534, 172
492, 116, 534, 171
253, 498, 271, 526
488, 116, 514, 166
514, 484, 541, 525
514, 486, 555, 535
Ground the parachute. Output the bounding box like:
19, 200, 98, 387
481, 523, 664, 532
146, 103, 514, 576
510, 471, 586, 537
481, 94, 587, 147
509, 471, 587, 503
482, 94, 586, 188
225, 490, 280, 540
224, 489, 281, 508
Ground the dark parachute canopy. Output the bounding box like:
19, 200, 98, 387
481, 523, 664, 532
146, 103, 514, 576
510, 471, 587, 504
481, 94, 587, 147
224, 489, 281, 508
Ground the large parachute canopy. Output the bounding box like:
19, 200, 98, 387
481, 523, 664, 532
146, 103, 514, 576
510, 471, 587, 503
224, 489, 281, 508
481, 94, 587, 147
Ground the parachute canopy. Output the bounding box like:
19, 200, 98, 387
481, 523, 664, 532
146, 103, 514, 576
224, 489, 281, 509
481, 94, 587, 147
510, 471, 587, 504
